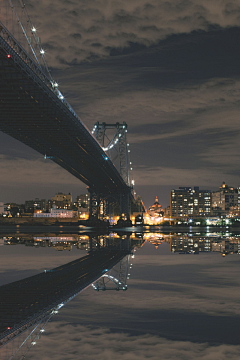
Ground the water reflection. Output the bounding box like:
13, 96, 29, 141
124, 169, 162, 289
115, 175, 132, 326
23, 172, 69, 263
1, 229, 240, 359
0, 231, 135, 359
1, 231, 240, 256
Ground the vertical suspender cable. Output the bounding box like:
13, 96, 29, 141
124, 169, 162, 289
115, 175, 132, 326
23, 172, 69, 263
7, 0, 41, 66
17, 0, 53, 81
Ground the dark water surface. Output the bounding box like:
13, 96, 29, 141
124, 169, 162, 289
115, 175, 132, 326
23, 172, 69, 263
1, 229, 240, 360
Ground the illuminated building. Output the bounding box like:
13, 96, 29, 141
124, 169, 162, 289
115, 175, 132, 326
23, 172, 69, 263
170, 236, 212, 253
76, 194, 89, 209
170, 187, 212, 217
212, 182, 238, 215
148, 197, 163, 217
143, 197, 164, 225
48, 192, 73, 210
34, 208, 77, 218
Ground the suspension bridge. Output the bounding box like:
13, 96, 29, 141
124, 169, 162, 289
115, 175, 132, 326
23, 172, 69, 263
0, 2, 143, 357
0, 0, 144, 222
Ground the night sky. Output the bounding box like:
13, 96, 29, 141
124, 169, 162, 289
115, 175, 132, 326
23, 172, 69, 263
1, 0, 240, 208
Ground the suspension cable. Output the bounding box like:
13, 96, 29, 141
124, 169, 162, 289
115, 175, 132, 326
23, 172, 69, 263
17, 0, 53, 81
7, 0, 40, 66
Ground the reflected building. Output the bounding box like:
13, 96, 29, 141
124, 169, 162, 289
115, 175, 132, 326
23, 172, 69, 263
170, 236, 212, 253
2, 232, 240, 255
51, 242, 73, 251
212, 239, 239, 254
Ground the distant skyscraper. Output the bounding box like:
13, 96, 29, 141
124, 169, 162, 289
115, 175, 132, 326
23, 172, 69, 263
170, 187, 212, 217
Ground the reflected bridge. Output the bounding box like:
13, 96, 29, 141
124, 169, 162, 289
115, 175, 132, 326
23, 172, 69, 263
0, 239, 131, 348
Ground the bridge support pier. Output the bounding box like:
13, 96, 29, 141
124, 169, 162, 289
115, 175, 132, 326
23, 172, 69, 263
88, 188, 132, 223
119, 191, 131, 221
89, 190, 100, 220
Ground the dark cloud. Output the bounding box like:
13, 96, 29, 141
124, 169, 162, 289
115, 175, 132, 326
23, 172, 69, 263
70, 33, 82, 39
21, 322, 240, 359
3, 0, 238, 67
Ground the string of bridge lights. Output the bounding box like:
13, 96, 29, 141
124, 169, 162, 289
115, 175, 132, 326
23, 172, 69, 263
91, 125, 136, 192
7, 0, 66, 102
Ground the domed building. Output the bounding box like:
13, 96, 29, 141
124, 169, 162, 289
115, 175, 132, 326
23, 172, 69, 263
148, 197, 164, 218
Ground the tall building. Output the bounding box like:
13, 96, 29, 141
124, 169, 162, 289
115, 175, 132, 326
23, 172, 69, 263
170, 187, 212, 217
212, 182, 238, 215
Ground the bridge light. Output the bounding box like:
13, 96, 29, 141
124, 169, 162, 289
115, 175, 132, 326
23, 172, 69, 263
32, 27, 37, 33
7, 54, 11, 58
132, 180, 135, 186
40, 49, 45, 55
7, 327, 11, 330
104, 156, 108, 160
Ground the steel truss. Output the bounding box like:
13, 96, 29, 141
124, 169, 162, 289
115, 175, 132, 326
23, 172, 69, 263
93, 122, 130, 186
88, 189, 131, 220
92, 234, 131, 291
92, 250, 130, 291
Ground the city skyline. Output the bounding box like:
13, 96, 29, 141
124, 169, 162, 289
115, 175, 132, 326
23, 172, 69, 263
1, 1, 240, 209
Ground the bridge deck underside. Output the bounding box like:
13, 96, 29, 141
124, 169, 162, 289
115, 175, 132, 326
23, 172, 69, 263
0, 249, 128, 339
0, 41, 128, 194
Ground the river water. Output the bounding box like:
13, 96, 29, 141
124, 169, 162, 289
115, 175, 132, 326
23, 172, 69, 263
1, 228, 240, 360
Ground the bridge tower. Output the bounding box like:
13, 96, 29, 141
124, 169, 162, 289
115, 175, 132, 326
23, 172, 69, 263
89, 122, 132, 222
93, 122, 130, 185
92, 234, 132, 291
